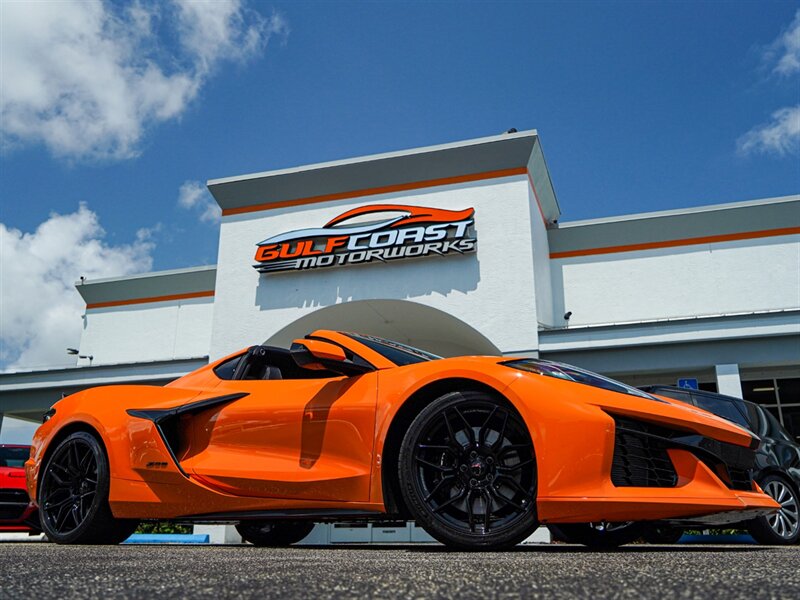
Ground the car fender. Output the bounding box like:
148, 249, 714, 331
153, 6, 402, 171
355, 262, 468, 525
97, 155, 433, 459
28, 384, 218, 502
369, 358, 532, 506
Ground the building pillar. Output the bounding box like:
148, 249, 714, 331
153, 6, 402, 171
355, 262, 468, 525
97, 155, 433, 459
715, 364, 743, 399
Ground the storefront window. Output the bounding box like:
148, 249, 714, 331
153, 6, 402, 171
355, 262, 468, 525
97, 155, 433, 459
742, 379, 778, 404
777, 378, 800, 403
698, 382, 718, 393
742, 377, 800, 439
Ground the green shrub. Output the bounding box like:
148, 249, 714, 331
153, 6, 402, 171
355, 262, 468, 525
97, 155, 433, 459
135, 522, 193, 534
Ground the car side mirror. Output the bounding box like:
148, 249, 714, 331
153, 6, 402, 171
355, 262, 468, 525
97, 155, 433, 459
296, 339, 347, 363
290, 339, 372, 376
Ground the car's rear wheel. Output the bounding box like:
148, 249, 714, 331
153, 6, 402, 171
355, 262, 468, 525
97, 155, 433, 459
236, 520, 315, 546
747, 475, 800, 545
398, 391, 538, 550
38, 431, 138, 544
549, 522, 647, 548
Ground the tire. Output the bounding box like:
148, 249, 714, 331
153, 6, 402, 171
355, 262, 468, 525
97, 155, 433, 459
746, 474, 800, 545
548, 522, 647, 548
398, 391, 539, 550
38, 431, 139, 544
236, 520, 315, 546
642, 524, 684, 544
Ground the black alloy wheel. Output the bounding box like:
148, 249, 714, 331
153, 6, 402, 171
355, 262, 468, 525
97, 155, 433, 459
548, 521, 647, 548
236, 520, 315, 546
38, 431, 138, 544
399, 391, 539, 550
747, 475, 800, 545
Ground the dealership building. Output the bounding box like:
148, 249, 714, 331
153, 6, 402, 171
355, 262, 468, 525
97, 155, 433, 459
1, 130, 799, 540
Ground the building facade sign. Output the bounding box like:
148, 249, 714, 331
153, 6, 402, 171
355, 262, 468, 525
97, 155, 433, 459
253, 204, 476, 273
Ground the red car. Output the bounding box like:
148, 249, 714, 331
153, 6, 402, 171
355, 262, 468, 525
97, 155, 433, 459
1, 445, 39, 533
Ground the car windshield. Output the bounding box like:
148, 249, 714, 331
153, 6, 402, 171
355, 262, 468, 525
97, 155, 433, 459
0, 447, 29, 468
344, 333, 442, 366
504, 359, 662, 401
691, 393, 750, 429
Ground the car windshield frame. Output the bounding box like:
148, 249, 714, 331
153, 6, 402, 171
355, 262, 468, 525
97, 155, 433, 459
344, 333, 442, 366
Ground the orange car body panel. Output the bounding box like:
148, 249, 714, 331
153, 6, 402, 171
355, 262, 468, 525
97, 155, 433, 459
189, 375, 377, 502
26, 330, 779, 523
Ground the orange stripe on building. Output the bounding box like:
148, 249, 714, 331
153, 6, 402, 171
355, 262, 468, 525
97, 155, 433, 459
86, 290, 215, 310
221, 167, 529, 216
549, 227, 800, 259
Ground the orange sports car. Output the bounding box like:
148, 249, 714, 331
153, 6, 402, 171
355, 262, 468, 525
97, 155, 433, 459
26, 330, 778, 549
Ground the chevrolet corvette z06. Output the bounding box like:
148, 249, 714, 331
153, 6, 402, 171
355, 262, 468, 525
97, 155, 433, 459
26, 331, 778, 548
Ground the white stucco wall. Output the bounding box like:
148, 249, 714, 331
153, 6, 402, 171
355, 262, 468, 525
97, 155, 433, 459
551, 234, 800, 326
209, 176, 541, 360
528, 186, 555, 328
79, 297, 214, 365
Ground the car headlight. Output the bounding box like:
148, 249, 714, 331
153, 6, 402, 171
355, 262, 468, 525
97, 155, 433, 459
502, 358, 665, 402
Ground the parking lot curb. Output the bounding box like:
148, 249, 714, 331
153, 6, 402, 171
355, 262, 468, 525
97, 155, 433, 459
679, 533, 757, 544
123, 534, 211, 544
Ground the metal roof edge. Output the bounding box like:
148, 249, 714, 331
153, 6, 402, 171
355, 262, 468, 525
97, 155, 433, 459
75, 265, 218, 306
206, 130, 539, 187
538, 308, 800, 335
75, 264, 217, 288
557, 194, 800, 228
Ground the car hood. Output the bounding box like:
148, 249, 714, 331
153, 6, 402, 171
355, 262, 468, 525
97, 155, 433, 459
502, 361, 758, 449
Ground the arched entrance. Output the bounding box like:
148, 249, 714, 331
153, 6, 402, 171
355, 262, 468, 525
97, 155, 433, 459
264, 299, 500, 358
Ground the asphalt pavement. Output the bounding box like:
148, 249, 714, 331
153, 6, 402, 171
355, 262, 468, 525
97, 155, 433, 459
0, 543, 798, 600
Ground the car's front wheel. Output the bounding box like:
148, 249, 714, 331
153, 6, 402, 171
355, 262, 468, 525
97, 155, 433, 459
236, 521, 315, 546
38, 431, 138, 544
746, 475, 800, 545
398, 391, 539, 550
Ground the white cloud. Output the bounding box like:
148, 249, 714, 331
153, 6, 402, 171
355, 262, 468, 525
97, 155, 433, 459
738, 105, 800, 156
739, 12, 800, 156
0, 205, 155, 370
178, 180, 221, 223
768, 9, 800, 76
0, 1, 288, 161
175, 1, 289, 71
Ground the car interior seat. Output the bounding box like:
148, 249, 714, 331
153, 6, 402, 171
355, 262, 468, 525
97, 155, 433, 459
233, 346, 283, 380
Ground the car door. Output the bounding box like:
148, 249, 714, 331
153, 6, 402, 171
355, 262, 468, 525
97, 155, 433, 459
181, 344, 379, 503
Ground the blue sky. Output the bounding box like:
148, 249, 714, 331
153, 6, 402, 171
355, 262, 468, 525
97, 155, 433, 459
0, 1, 798, 441
3, 2, 798, 269
1, 1, 799, 370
